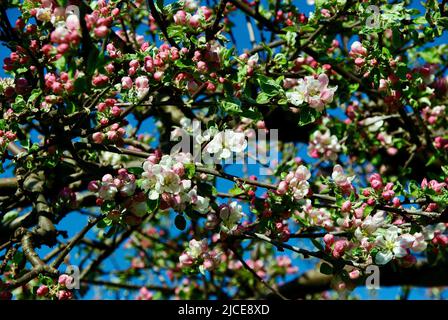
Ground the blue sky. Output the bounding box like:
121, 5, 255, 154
1, 0, 447, 300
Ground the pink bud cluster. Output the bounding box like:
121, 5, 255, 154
49, 18, 81, 54
92, 122, 127, 145
349, 41, 367, 66
173, 6, 213, 28
331, 165, 355, 195
362, 173, 397, 202
58, 187, 77, 208
89, 169, 137, 202
36, 274, 74, 300
85, 0, 120, 38
0, 130, 17, 150
95, 98, 122, 119
422, 105, 445, 125
136, 287, 153, 300
324, 234, 350, 259
3, 47, 31, 72
44, 72, 75, 95
179, 239, 220, 272
421, 178, 446, 194
275, 256, 299, 274
434, 136, 448, 150
273, 221, 291, 242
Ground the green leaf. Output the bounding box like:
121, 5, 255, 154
2, 211, 18, 223
127, 167, 144, 176
174, 214, 186, 230
298, 106, 320, 126
147, 198, 159, 213
101, 200, 116, 213
256, 92, 271, 104
184, 163, 196, 179
97, 218, 111, 229
0, 119, 6, 130
441, 165, 448, 176
426, 154, 437, 166
12, 95, 26, 112
257, 74, 283, 97
53, 56, 67, 71
220, 100, 241, 114
27, 89, 41, 104
229, 185, 244, 196
319, 262, 334, 275
349, 83, 360, 93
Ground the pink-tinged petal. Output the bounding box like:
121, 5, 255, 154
318, 73, 329, 89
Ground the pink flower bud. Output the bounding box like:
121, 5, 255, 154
179, 253, 194, 266
349, 270, 360, 280
36, 285, 49, 297
153, 71, 164, 82
88, 180, 100, 192
92, 132, 104, 144
323, 233, 334, 246
57, 290, 73, 300
197, 61, 207, 73
111, 106, 122, 117
341, 200, 352, 213
174, 10, 187, 25
277, 181, 288, 195
189, 15, 200, 28
392, 197, 401, 207
94, 25, 108, 38
354, 57, 365, 66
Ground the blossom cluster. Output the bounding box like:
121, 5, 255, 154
141, 152, 209, 214
36, 274, 74, 300
308, 129, 341, 161
218, 202, 245, 234
179, 239, 221, 274
285, 74, 337, 111
171, 117, 248, 161
282, 165, 448, 268
88, 168, 148, 223
0, 130, 17, 151
277, 165, 311, 200
119, 43, 182, 95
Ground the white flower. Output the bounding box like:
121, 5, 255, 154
100, 151, 123, 167
363, 116, 385, 132
361, 211, 387, 234
220, 201, 244, 233
375, 226, 412, 265
308, 129, 341, 161
331, 165, 355, 187
188, 239, 208, 259
292, 181, 310, 200
205, 131, 247, 159
423, 223, 446, 240
194, 196, 210, 213
286, 91, 305, 106
288, 74, 337, 111
36, 8, 52, 22
295, 165, 311, 181
411, 232, 427, 252
161, 171, 181, 194
142, 153, 193, 202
